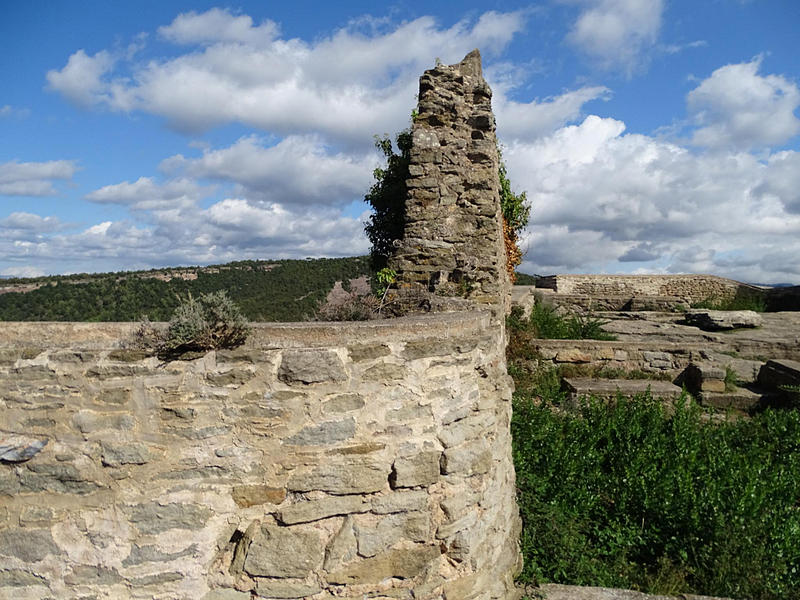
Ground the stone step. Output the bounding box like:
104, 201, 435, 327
700, 385, 777, 411
563, 377, 684, 400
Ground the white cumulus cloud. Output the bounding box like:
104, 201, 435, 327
0, 159, 79, 196
565, 0, 664, 76
687, 57, 800, 151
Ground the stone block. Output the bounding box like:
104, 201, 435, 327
685, 309, 763, 331
231, 485, 286, 508
64, 565, 123, 585
101, 441, 150, 467
390, 451, 441, 488
440, 439, 492, 476
202, 589, 252, 600
278, 349, 347, 384
326, 544, 441, 585
371, 490, 429, 515
284, 417, 355, 446
253, 579, 322, 598
243, 524, 325, 578
348, 343, 391, 362
0, 569, 47, 587
277, 494, 367, 525
128, 502, 212, 534
355, 512, 430, 557
0, 434, 48, 463
287, 457, 387, 495
554, 349, 592, 364
122, 544, 197, 567
321, 393, 365, 414
0, 528, 59, 562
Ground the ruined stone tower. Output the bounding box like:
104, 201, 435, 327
390, 49, 511, 311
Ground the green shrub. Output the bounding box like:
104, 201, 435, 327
508, 304, 616, 341
692, 294, 766, 312
163, 291, 250, 354
511, 389, 800, 599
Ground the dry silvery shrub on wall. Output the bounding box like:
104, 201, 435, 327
130, 290, 250, 357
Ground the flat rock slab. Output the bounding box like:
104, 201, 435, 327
538, 583, 730, 600
684, 309, 762, 331
700, 386, 772, 411
563, 378, 684, 400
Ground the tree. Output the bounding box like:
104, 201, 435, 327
363, 129, 412, 270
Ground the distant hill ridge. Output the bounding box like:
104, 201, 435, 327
0, 256, 372, 322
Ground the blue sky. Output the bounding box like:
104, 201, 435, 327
1, 1, 799, 283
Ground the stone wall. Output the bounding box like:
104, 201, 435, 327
0, 315, 521, 600
390, 50, 510, 310
537, 274, 764, 305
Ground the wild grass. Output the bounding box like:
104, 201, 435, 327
508, 304, 617, 341
510, 360, 800, 599
691, 294, 766, 312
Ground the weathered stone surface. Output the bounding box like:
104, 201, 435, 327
19, 463, 100, 495
348, 343, 391, 362
0, 569, 47, 587
129, 571, 183, 586
0, 528, 58, 562
685, 309, 763, 331
122, 544, 197, 567
277, 494, 366, 525
64, 565, 124, 585
244, 524, 325, 578
288, 458, 387, 495
253, 579, 322, 598
284, 418, 355, 446
440, 439, 492, 476
128, 502, 212, 534
326, 545, 441, 585
324, 515, 358, 571
371, 490, 429, 514
278, 349, 347, 384
202, 589, 252, 600
101, 441, 150, 467
356, 512, 430, 557
391, 451, 441, 488
0, 434, 48, 463
554, 349, 592, 364
322, 393, 365, 414
231, 485, 287, 508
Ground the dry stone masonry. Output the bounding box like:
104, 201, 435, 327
390, 50, 510, 310
0, 50, 522, 600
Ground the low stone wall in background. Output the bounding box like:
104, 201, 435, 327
0, 314, 521, 600
536, 274, 764, 306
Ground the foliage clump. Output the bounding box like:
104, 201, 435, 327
364, 131, 411, 271
507, 304, 616, 341
132, 290, 250, 356
499, 149, 531, 283
691, 293, 766, 312
511, 387, 800, 599
164, 290, 250, 353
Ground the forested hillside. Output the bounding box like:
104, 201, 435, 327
0, 257, 372, 322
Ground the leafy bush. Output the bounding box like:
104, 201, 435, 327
163, 291, 250, 354
508, 304, 616, 341
511, 387, 800, 599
